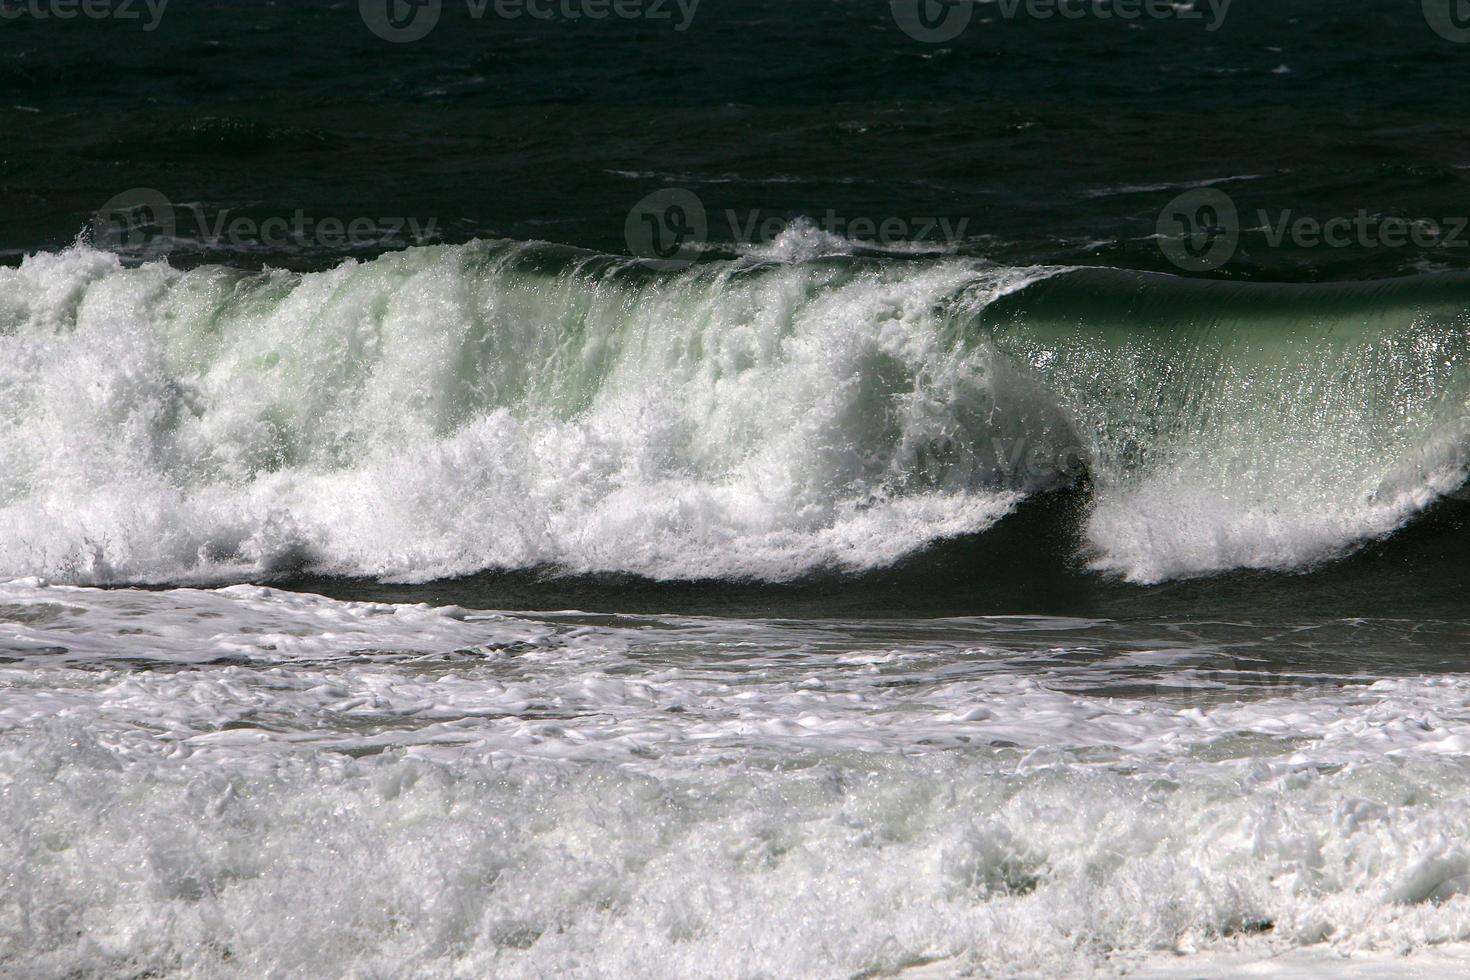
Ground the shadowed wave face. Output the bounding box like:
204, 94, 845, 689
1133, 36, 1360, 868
3, 236, 1468, 612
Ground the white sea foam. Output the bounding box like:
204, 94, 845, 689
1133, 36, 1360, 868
2, 239, 1468, 587
0, 241, 1050, 585
4, 581, 1470, 976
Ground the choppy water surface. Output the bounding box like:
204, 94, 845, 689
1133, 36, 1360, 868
5, 580, 1470, 976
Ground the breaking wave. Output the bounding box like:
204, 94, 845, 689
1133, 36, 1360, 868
2, 233, 1467, 585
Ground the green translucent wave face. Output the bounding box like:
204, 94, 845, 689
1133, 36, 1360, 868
979, 271, 1470, 580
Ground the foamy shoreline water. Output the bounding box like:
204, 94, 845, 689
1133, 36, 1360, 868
5, 580, 1470, 976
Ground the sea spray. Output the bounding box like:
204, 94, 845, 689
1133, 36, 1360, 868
2, 238, 1468, 585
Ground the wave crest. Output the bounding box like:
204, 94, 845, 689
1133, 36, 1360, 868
1, 243, 1467, 585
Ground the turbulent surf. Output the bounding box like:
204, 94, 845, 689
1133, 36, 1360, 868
3, 236, 1468, 589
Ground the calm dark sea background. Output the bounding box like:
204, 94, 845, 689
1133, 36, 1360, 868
4, 0, 1470, 279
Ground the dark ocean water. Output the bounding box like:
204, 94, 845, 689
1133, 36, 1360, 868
8, 4, 1470, 976
5, 0, 1470, 279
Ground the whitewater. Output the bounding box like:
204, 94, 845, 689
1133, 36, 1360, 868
6, 234, 1470, 976
3, 234, 1469, 588
7, 580, 1470, 976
